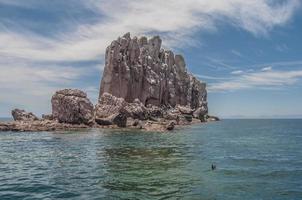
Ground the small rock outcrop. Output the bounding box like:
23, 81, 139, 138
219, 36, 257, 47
206, 115, 220, 122
99, 33, 208, 112
0, 120, 89, 132
95, 92, 127, 119
12, 109, 39, 121
51, 89, 94, 125
166, 121, 176, 131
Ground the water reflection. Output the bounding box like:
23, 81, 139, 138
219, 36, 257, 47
100, 130, 195, 199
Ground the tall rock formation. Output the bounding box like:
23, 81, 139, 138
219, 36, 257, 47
99, 33, 207, 112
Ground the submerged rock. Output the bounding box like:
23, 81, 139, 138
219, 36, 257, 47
11, 109, 39, 121
51, 89, 94, 125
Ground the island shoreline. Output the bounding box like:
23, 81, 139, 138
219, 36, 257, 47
1, 33, 219, 132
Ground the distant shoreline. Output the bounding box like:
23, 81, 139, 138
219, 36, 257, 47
0, 118, 12, 122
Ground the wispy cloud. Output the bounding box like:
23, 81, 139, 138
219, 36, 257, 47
231, 50, 242, 57
0, 0, 300, 63
196, 74, 232, 80
253, 60, 302, 68
209, 68, 302, 91
0, 59, 96, 99
231, 70, 244, 75
206, 57, 237, 70
261, 66, 273, 71
0, 56, 98, 115
275, 44, 289, 52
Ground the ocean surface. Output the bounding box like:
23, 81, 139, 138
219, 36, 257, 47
0, 119, 301, 200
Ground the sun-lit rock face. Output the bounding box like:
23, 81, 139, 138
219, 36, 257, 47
99, 33, 208, 112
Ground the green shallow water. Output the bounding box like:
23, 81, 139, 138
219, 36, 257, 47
0, 119, 301, 199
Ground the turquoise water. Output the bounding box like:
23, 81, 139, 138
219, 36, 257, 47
0, 119, 301, 199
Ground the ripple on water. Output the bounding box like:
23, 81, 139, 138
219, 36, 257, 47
0, 120, 301, 200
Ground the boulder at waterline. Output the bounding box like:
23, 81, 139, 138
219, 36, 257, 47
51, 89, 94, 125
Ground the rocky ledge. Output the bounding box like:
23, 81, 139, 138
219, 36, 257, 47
0, 33, 219, 132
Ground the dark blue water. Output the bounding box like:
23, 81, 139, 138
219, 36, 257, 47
0, 119, 301, 199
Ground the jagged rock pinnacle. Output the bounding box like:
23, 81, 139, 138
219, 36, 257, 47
99, 33, 208, 111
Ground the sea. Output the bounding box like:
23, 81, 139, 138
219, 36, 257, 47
0, 119, 301, 200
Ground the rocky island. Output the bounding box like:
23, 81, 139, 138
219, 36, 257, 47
0, 33, 218, 132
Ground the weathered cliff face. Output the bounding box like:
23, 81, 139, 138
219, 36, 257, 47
99, 33, 208, 112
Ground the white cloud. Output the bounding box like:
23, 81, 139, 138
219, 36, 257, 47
0, 0, 300, 63
206, 57, 236, 69
231, 70, 244, 75
0, 64, 83, 86
261, 66, 273, 71
0, 31, 105, 62
0, 60, 98, 115
209, 69, 302, 91
255, 60, 302, 68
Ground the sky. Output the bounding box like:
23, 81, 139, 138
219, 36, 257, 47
0, 0, 302, 118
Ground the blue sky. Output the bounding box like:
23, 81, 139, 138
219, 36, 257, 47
0, 0, 302, 118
